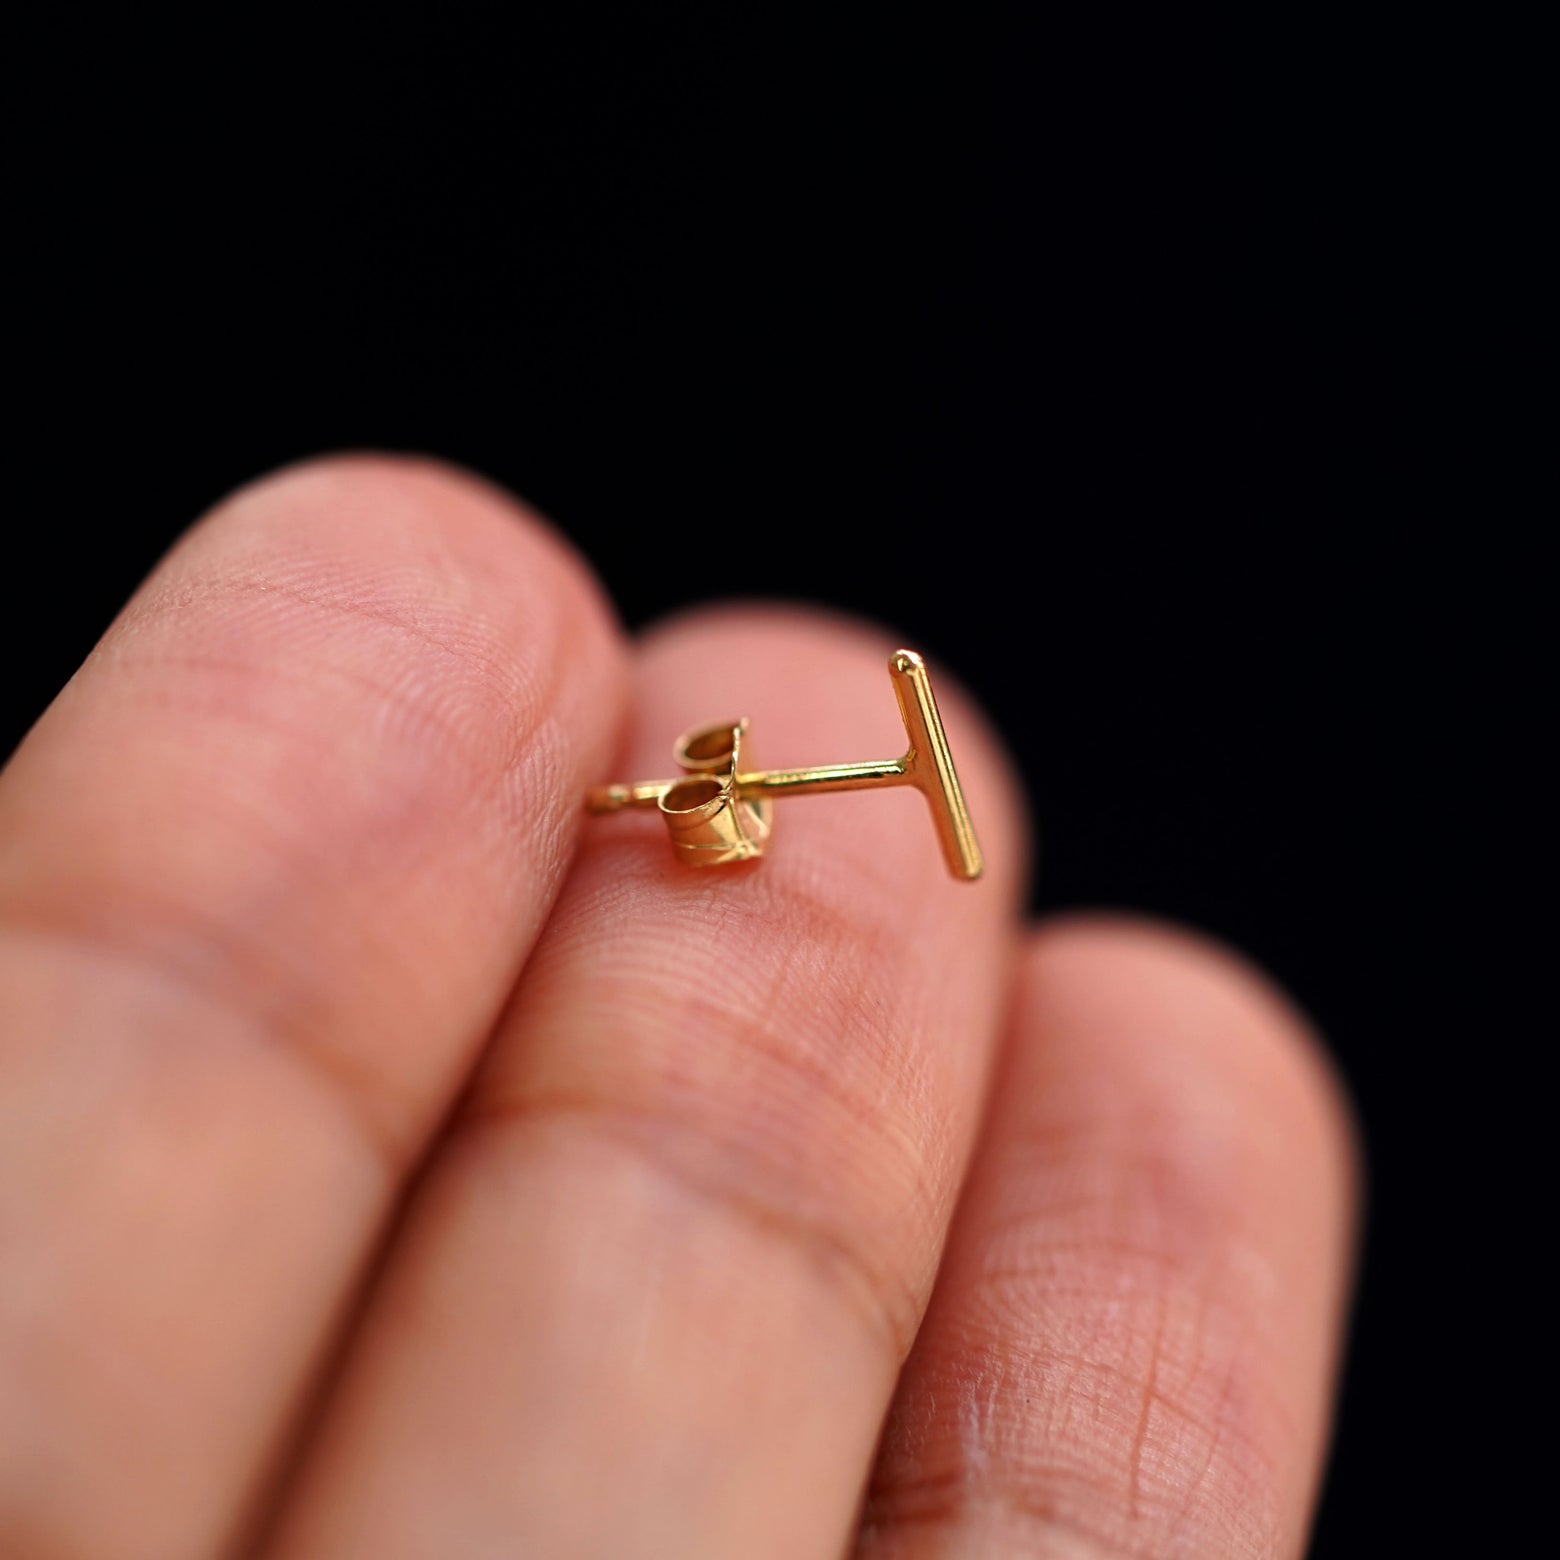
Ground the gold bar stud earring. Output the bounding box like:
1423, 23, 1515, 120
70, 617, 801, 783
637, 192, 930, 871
585, 650, 983, 880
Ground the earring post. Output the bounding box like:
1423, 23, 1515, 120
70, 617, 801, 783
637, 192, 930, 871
585, 757, 909, 814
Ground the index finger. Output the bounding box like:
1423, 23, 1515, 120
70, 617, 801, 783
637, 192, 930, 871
0, 456, 627, 1557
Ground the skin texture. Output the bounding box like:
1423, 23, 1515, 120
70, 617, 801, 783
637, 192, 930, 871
0, 457, 1357, 1559
857, 923, 1356, 1559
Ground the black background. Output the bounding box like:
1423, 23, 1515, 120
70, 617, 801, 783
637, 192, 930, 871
7, 6, 1521, 1554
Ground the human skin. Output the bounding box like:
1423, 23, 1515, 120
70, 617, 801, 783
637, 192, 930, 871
0, 457, 1357, 1559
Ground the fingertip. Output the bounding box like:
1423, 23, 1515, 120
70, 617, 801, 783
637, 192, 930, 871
862, 910, 1362, 1559
1023, 909, 1363, 1238
0, 454, 638, 1558
206, 451, 624, 637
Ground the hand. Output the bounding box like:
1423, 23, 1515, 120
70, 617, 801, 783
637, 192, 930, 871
0, 457, 1357, 1558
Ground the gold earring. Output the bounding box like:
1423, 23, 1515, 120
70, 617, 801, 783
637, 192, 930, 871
585, 650, 982, 880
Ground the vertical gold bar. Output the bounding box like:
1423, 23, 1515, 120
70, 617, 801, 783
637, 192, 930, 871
889, 650, 984, 880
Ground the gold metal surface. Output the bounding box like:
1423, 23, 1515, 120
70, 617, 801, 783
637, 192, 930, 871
585, 649, 983, 880
655, 718, 773, 867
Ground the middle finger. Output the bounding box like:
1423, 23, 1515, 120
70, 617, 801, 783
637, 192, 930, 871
268, 609, 1027, 1559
